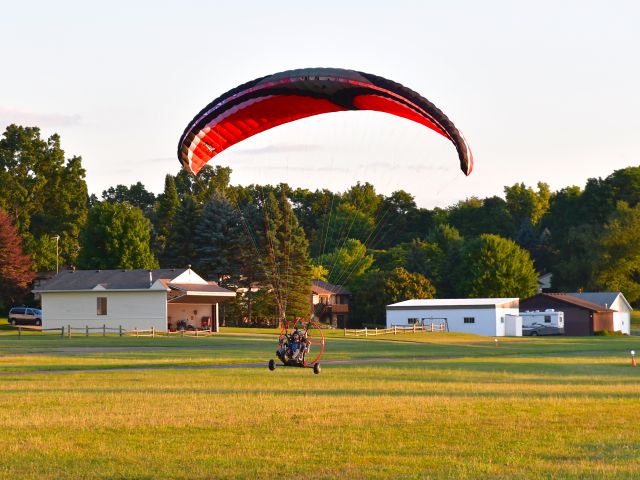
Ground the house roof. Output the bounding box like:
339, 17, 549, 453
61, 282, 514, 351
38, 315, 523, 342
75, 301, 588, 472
169, 283, 235, 295
35, 268, 188, 291
568, 292, 633, 311
532, 293, 615, 312
312, 279, 350, 295
387, 298, 519, 308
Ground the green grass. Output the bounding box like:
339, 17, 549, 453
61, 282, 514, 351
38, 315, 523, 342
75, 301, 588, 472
1, 331, 639, 478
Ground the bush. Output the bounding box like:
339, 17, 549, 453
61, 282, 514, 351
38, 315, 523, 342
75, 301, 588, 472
594, 330, 626, 336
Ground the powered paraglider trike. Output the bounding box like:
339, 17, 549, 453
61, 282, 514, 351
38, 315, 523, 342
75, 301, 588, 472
269, 318, 325, 374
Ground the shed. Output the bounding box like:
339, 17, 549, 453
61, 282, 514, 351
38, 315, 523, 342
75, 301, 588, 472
386, 298, 521, 336
520, 293, 614, 336
568, 292, 632, 335
34, 268, 235, 332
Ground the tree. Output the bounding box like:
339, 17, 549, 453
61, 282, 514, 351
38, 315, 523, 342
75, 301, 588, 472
77, 202, 158, 269
316, 238, 374, 286
452, 234, 538, 298
153, 175, 181, 258
255, 189, 312, 322
448, 196, 515, 239
102, 182, 155, 216
0, 209, 35, 308
594, 202, 640, 303
374, 190, 419, 248
173, 165, 232, 204
352, 267, 435, 326
0, 125, 88, 270
194, 192, 244, 284
162, 195, 201, 268
504, 182, 551, 226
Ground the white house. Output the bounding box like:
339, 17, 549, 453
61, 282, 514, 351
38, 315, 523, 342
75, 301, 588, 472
568, 292, 632, 335
34, 268, 236, 332
386, 298, 521, 336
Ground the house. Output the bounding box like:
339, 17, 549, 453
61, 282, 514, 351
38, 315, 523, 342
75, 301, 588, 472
34, 268, 235, 332
386, 298, 521, 336
311, 279, 351, 328
568, 292, 632, 335
520, 293, 615, 336
536, 272, 553, 293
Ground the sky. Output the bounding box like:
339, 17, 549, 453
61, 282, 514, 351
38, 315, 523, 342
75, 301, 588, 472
1, 0, 639, 208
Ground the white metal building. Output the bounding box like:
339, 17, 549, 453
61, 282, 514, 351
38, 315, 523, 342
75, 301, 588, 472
568, 292, 632, 335
34, 268, 235, 332
386, 298, 521, 336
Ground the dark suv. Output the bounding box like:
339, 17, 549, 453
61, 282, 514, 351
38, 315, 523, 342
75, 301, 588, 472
8, 307, 43, 326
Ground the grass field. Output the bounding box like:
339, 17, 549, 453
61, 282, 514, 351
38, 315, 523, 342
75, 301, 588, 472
0, 327, 639, 479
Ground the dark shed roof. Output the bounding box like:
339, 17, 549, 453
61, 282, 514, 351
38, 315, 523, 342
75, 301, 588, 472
35, 269, 187, 291
534, 293, 614, 313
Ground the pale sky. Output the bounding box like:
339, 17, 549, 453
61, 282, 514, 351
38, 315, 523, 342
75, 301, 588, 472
1, 0, 638, 208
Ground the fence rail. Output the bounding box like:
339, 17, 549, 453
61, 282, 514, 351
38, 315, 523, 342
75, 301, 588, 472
343, 323, 447, 337
2, 324, 216, 338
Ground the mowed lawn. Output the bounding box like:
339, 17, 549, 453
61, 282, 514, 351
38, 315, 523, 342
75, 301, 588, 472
0, 326, 639, 479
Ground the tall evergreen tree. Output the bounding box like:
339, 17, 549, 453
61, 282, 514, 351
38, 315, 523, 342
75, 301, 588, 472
154, 175, 180, 258
162, 195, 201, 268
254, 189, 311, 322
194, 192, 244, 284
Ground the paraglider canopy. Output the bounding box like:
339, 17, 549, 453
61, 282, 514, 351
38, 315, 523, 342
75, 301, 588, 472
178, 68, 473, 176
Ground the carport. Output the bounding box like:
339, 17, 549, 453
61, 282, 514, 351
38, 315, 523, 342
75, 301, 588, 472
167, 283, 236, 332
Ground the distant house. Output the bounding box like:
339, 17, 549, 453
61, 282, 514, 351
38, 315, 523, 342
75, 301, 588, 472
311, 279, 351, 328
568, 292, 632, 335
536, 272, 553, 293
34, 268, 235, 332
520, 293, 615, 336
386, 298, 521, 337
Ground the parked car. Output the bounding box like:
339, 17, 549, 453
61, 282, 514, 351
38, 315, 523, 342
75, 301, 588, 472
522, 322, 563, 336
8, 307, 43, 326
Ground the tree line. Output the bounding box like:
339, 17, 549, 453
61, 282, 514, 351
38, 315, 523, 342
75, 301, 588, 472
1, 124, 639, 325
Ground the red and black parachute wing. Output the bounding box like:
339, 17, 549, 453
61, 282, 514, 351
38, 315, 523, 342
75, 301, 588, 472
178, 68, 473, 176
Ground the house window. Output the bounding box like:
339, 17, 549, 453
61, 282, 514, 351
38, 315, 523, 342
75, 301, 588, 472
464, 317, 475, 324
408, 318, 419, 324
97, 297, 107, 315
500, 317, 504, 323
544, 315, 551, 323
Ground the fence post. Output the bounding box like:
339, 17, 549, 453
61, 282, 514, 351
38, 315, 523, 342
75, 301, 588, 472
67, 324, 71, 338
18, 326, 21, 338
181, 329, 184, 337
394, 325, 397, 335
365, 327, 368, 337
103, 324, 106, 337
344, 328, 346, 337
375, 327, 378, 336
152, 326, 155, 338
119, 325, 122, 337
413, 323, 416, 333
61, 326, 64, 337
135, 328, 138, 337
85, 325, 89, 337
195, 329, 198, 337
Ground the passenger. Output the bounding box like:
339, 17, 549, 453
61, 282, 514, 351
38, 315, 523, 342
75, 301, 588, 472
289, 331, 302, 360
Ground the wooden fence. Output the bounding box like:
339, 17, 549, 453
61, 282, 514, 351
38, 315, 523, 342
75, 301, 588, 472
343, 323, 447, 337
3, 325, 215, 338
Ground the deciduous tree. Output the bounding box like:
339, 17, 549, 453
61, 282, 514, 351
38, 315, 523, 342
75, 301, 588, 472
78, 202, 158, 269
0, 209, 35, 307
